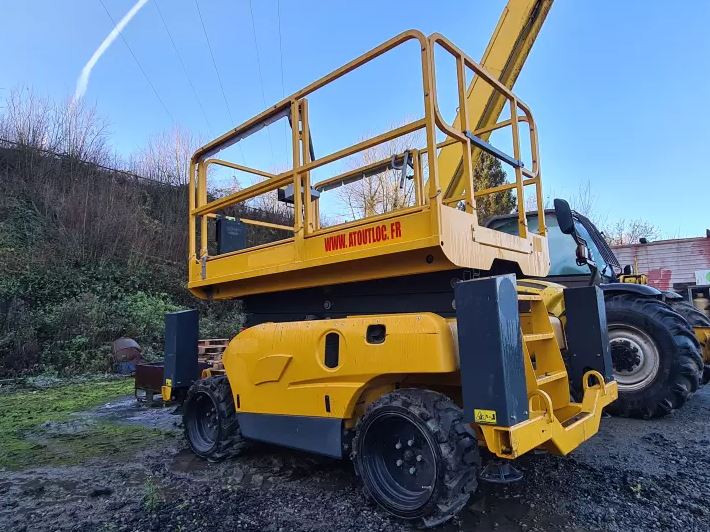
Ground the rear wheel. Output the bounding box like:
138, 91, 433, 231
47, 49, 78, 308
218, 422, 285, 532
667, 300, 710, 384
183, 376, 247, 460
605, 294, 703, 418
352, 389, 480, 528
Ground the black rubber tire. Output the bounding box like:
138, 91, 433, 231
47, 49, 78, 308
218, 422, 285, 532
605, 294, 703, 419
351, 389, 480, 528
182, 376, 247, 461
668, 300, 710, 327
668, 301, 710, 384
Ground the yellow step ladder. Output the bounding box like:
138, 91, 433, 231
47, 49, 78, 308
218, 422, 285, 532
477, 290, 618, 458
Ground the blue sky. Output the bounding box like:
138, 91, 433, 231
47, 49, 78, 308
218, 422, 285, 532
1, 0, 709, 237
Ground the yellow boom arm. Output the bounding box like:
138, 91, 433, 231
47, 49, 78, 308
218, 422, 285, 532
437, 0, 553, 201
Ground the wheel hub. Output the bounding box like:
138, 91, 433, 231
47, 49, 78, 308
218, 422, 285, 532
609, 324, 661, 391
611, 339, 642, 372
186, 392, 220, 452
389, 435, 428, 479
359, 411, 438, 515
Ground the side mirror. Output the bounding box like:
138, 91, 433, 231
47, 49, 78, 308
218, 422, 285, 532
623, 265, 632, 275
554, 198, 576, 235
575, 243, 589, 266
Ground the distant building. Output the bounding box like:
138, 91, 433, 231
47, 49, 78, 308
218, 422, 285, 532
612, 234, 710, 294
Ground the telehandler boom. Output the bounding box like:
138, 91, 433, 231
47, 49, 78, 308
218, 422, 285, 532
168, 2, 616, 526
438, 0, 553, 214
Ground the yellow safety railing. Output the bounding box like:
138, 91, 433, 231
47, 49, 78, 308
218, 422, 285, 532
428, 34, 543, 239
188, 29, 542, 265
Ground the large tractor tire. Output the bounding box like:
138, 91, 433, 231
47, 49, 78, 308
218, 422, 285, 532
667, 300, 710, 384
352, 389, 480, 528
183, 375, 247, 461
605, 294, 703, 419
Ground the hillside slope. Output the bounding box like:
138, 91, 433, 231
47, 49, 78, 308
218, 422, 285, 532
0, 141, 239, 376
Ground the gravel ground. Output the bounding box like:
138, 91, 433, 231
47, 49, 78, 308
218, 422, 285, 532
1, 387, 709, 532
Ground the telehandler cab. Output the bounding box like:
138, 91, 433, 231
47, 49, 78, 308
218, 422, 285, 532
487, 203, 705, 419
166, 28, 616, 526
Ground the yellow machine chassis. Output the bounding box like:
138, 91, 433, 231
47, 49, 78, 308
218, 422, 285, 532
220, 283, 616, 459
187, 31, 550, 301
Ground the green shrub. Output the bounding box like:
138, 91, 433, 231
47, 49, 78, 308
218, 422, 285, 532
199, 300, 243, 340
114, 291, 181, 345
30, 290, 183, 373
113, 291, 182, 360
0, 263, 245, 377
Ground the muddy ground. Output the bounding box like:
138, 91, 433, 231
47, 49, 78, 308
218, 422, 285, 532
1, 381, 708, 532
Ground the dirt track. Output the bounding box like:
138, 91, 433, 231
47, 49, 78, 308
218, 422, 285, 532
1, 385, 709, 532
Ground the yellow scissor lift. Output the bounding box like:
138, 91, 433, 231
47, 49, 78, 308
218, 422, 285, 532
178, 29, 617, 526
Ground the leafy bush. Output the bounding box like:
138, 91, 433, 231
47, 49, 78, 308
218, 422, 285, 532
0, 259, 245, 377
32, 291, 182, 373
199, 300, 244, 340
113, 291, 182, 353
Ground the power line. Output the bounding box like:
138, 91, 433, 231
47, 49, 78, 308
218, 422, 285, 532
153, 0, 212, 131
194, 0, 246, 164
248, 0, 276, 162
98, 0, 175, 123
275, 1, 285, 99
194, 0, 233, 124
276, 0, 289, 165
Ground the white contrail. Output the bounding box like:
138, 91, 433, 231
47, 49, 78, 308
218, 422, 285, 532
73, 0, 150, 101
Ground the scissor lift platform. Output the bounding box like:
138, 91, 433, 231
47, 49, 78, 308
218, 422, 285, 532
187, 31, 549, 301
176, 29, 618, 527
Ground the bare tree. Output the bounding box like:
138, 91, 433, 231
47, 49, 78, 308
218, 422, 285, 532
519, 177, 659, 246
0, 88, 56, 150
130, 126, 197, 185
604, 218, 661, 246
571, 180, 596, 218
0, 87, 111, 165
523, 180, 595, 218
335, 130, 422, 220
56, 99, 111, 163
524, 191, 553, 213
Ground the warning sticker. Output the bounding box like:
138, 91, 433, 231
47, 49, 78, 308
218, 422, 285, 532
474, 409, 497, 424
323, 221, 402, 252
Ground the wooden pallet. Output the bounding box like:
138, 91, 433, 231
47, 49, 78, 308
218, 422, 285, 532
198, 338, 229, 361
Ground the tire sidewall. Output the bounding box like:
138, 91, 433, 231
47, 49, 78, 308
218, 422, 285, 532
606, 303, 677, 404
354, 404, 445, 520
184, 384, 226, 458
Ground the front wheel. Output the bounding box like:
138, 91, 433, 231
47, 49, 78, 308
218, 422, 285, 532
352, 389, 480, 528
605, 294, 703, 419
183, 376, 247, 460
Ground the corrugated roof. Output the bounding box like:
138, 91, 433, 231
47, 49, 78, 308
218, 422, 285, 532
614, 236, 710, 249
